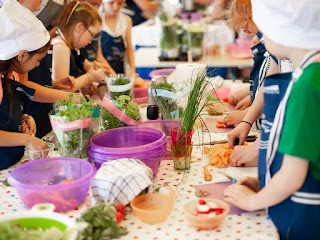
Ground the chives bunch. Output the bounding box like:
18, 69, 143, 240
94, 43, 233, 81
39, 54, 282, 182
180, 67, 216, 131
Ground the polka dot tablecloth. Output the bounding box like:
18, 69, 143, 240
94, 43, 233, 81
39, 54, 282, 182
0, 129, 279, 240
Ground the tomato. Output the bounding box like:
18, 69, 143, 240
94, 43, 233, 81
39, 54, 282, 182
216, 123, 226, 128
115, 202, 125, 214
222, 97, 229, 102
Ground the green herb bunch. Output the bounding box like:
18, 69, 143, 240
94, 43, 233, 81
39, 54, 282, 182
151, 79, 182, 119
159, 12, 178, 50
50, 94, 96, 158
101, 95, 141, 130
180, 67, 217, 131
76, 201, 127, 240
108, 76, 133, 99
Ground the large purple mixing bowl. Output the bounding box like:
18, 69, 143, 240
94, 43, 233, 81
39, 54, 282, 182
88, 127, 167, 177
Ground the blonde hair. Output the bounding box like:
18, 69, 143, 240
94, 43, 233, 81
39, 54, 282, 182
228, 0, 252, 32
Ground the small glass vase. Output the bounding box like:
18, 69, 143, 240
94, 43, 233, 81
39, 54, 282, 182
170, 127, 194, 170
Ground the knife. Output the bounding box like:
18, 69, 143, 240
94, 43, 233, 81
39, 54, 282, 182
216, 169, 237, 183
194, 135, 257, 146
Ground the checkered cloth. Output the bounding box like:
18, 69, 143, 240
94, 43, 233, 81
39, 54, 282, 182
90, 158, 153, 205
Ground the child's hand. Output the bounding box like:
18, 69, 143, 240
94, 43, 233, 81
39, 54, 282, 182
228, 87, 249, 106
25, 136, 48, 152
87, 68, 106, 83
53, 75, 76, 91
234, 95, 251, 110
223, 110, 246, 127
224, 182, 257, 211
94, 61, 116, 76
227, 123, 251, 149
21, 114, 36, 136
237, 176, 260, 192
229, 144, 259, 167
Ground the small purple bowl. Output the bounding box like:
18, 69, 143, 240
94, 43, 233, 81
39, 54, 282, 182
8, 157, 95, 212
88, 127, 167, 176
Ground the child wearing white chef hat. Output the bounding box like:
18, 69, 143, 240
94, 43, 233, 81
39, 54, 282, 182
224, 0, 320, 239
0, 0, 75, 170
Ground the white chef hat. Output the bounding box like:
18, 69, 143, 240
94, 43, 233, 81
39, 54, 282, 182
0, 0, 50, 60
252, 0, 320, 49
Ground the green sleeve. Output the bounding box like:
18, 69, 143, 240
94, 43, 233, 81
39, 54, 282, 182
278, 68, 320, 162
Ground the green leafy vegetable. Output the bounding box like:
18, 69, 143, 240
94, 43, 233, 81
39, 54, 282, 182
0, 222, 68, 240
151, 81, 181, 119
76, 202, 127, 240
108, 77, 132, 99
101, 95, 141, 130
50, 94, 97, 158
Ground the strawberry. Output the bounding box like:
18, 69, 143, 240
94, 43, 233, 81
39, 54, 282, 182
198, 199, 207, 205
210, 208, 224, 215
115, 211, 124, 223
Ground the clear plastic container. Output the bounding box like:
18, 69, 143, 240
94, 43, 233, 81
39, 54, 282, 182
8, 157, 95, 212
25, 142, 56, 160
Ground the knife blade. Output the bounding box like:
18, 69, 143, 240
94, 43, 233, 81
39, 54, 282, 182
216, 169, 237, 183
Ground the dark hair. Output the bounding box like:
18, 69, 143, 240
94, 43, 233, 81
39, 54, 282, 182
59, 1, 102, 48
0, 40, 51, 121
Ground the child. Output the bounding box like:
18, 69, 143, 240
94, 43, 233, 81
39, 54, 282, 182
52, 0, 106, 94
0, 0, 75, 169
123, 0, 159, 26
223, 0, 279, 166
78, 0, 116, 77
224, 1, 320, 239
100, 0, 136, 75
224, 0, 278, 128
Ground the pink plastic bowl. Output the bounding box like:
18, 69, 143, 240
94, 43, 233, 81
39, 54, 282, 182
8, 157, 95, 212
88, 127, 167, 177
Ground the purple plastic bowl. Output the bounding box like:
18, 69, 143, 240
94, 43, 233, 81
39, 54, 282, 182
89, 127, 167, 154
8, 157, 95, 212
149, 68, 175, 79
88, 127, 167, 176
90, 148, 167, 171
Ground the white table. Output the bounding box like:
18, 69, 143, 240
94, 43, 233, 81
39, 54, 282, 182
135, 47, 253, 68
0, 121, 278, 240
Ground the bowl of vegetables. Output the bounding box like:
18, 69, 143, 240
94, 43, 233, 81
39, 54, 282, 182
184, 198, 229, 230
8, 157, 95, 212
0, 209, 76, 239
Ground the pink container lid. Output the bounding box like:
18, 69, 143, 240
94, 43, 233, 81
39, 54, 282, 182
149, 68, 175, 79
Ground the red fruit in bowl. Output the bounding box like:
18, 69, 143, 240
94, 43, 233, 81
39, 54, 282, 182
115, 211, 124, 223
115, 202, 125, 214
198, 199, 207, 205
